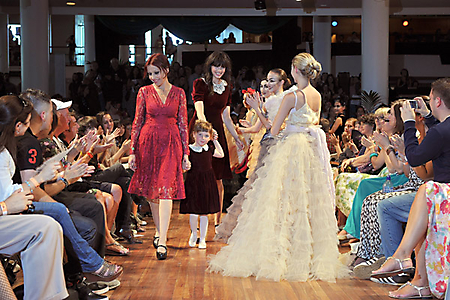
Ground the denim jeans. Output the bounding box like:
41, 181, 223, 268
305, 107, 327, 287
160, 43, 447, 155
33, 202, 104, 273
377, 192, 416, 258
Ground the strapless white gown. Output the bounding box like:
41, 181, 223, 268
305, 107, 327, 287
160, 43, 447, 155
208, 90, 348, 282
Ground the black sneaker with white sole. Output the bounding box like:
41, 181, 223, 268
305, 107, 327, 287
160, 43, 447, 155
353, 255, 386, 279
370, 273, 412, 286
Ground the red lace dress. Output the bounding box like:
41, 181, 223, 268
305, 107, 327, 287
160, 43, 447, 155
189, 78, 232, 180
128, 85, 189, 202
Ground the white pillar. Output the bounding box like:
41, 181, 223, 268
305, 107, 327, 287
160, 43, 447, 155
84, 15, 95, 73
20, 0, 49, 92
362, 0, 389, 103
0, 13, 9, 73
313, 16, 331, 74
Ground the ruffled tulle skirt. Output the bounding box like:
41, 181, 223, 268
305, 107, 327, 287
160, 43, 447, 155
208, 131, 349, 282
214, 137, 276, 243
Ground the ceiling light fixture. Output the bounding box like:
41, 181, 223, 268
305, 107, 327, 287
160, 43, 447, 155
254, 0, 266, 10
402, 20, 409, 27
66, 1, 76, 5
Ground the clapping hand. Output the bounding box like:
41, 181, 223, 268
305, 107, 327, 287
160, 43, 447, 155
105, 127, 122, 144
390, 134, 405, 156
64, 159, 90, 182
372, 131, 390, 149
245, 92, 262, 111
239, 119, 252, 128
361, 136, 374, 149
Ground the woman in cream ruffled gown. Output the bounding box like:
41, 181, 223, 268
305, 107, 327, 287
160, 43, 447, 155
214, 69, 294, 243
208, 53, 348, 282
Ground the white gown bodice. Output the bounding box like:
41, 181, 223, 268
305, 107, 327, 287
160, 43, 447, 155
285, 90, 320, 128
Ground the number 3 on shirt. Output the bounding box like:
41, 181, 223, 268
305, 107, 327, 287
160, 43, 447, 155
28, 148, 37, 164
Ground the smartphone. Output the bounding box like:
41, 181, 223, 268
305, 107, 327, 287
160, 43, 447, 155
408, 100, 418, 109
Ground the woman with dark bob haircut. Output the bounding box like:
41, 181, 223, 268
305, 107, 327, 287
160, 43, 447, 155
190, 51, 243, 230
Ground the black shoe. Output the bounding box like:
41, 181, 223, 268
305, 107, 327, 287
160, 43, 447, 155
156, 245, 167, 260
87, 282, 109, 295
75, 278, 108, 300
153, 236, 160, 249
116, 228, 143, 244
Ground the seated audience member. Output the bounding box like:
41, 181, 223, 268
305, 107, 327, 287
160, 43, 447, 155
353, 110, 433, 282
0, 94, 122, 297
40, 100, 129, 256
372, 78, 450, 299
77, 116, 140, 244
15, 90, 107, 257
338, 102, 410, 240
96, 112, 130, 168
334, 112, 381, 228
0, 192, 68, 300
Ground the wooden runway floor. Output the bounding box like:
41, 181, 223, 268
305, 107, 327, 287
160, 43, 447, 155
106, 201, 395, 300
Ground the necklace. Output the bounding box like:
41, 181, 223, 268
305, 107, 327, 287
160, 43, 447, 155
212, 79, 227, 94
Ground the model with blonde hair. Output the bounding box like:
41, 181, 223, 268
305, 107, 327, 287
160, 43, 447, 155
208, 53, 348, 282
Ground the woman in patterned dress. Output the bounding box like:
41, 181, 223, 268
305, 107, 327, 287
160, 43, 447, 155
128, 53, 190, 260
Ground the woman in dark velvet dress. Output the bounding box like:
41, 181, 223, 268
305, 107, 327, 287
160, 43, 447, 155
190, 51, 243, 229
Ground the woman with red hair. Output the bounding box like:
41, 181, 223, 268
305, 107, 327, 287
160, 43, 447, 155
128, 53, 190, 260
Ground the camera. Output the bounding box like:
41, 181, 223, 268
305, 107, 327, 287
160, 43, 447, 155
408, 99, 418, 109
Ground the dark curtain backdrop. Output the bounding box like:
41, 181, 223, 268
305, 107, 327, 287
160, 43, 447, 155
96, 16, 294, 43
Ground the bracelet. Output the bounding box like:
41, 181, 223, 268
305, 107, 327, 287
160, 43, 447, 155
0, 202, 8, 216
25, 181, 34, 194
369, 152, 379, 159
57, 176, 69, 188
386, 146, 395, 156
30, 177, 39, 188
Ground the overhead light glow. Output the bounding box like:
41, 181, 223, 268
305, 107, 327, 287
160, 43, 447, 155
296, 0, 302, 2
402, 20, 409, 27
332, 21, 338, 27
66, 1, 76, 5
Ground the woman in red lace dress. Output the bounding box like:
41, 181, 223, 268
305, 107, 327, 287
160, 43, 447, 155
190, 51, 243, 229
128, 53, 190, 260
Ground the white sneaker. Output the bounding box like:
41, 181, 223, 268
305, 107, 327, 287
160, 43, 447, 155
189, 232, 197, 247
198, 239, 206, 249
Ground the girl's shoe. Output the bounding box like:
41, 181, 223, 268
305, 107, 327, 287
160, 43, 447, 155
189, 232, 197, 247
153, 236, 159, 249
156, 245, 167, 260
198, 239, 206, 249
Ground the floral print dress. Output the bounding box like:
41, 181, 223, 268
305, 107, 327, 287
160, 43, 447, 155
425, 181, 450, 299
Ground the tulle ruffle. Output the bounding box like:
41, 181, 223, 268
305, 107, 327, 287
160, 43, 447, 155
208, 131, 349, 282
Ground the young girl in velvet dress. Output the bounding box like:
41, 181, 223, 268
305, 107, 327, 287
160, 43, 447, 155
180, 120, 224, 249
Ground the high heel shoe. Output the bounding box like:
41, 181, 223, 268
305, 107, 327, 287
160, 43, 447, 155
156, 245, 167, 260
153, 236, 160, 249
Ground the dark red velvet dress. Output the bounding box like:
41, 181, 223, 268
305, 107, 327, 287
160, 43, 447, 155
179, 143, 220, 215
190, 78, 232, 180
129, 85, 189, 201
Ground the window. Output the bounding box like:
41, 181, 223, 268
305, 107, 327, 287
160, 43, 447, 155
215, 25, 243, 43
74, 15, 85, 65
8, 25, 21, 45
